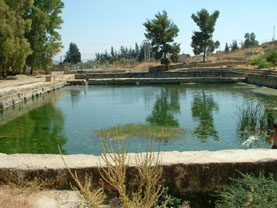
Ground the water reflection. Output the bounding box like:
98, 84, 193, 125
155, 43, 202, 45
0, 104, 67, 154
101, 87, 183, 141
1, 84, 277, 155
191, 89, 219, 142
147, 88, 180, 127
69, 88, 82, 106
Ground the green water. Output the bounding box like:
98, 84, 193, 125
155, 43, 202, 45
0, 83, 277, 155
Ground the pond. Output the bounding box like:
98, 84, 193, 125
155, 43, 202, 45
0, 83, 277, 155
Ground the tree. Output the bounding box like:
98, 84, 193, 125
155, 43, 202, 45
143, 10, 180, 69
191, 9, 220, 62
170, 43, 181, 63
231, 40, 239, 51
243, 32, 259, 48
0, 0, 33, 77
25, 0, 64, 74
224, 43, 229, 52
64, 43, 81, 64
110, 46, 115, 58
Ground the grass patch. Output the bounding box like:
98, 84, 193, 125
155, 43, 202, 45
100, 124, 182, 140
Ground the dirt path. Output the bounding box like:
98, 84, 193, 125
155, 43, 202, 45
0, 74, 74, 90
0, 75, 45, 89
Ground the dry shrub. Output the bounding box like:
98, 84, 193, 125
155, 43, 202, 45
0, 172, 53, 208
3, 172, 52, 192
59, 145, 106, 208
99, 134, 167, 208
60, 132, 168, 208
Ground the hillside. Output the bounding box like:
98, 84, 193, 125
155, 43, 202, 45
179, 40, 277, 65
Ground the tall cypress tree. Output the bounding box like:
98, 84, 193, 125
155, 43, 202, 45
64, 43, 81, 64
225, 43, 230, 52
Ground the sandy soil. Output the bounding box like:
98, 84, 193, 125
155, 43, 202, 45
0, 187, 86, 208
0, 75, 46, 89
0, 74, 74, 91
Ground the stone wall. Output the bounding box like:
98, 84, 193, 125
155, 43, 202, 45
86, 69, 246, 85
86, 70, 244, 79
86, 68, 277, 89
0, 150, 276, 194
0, 91, 61, 125
0, 75, 74, 110
88, 77, 245, 85
246, 74, 277, 89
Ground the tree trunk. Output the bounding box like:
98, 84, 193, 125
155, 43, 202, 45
30, 67, 33, 75
203, 48, 206, 62
166, 63, 169, 71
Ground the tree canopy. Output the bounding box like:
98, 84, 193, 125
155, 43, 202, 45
0, 0, 33, 76
64, 43, 81, 64
225, 43, 229, 52
143, 11, 180, 68
191, 9, 220, 62
0, 0, 64, 77
243, 32, 259, 48
231, 40, 239, 51
26, 0, 64, 74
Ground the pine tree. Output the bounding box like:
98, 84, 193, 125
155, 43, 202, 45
143, 10, 180, 69
191, 9, 220, 62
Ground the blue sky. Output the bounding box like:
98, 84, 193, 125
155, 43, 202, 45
56, 0, 277, 61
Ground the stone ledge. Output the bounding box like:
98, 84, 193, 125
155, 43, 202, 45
0, 75, 74, 110
88, 77, 245, 85
0, 149, 276, 193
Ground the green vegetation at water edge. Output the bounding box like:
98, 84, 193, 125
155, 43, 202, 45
237, 103, 277, 135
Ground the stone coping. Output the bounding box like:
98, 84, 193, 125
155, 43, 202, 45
1, 149, 276, 170
1, 149, 277, 193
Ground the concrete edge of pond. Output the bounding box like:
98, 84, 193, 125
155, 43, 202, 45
1, 149, 277, 193
0, 75, 75, 110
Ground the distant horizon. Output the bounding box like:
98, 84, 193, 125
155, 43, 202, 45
55, 0, 277, 61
